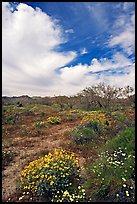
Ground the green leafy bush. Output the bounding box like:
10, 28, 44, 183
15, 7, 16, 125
40, 112, 45, 117
51, 103, 61, 110
82, 121, 102, 133
104, 126, 135, 154
71, 126, 97, 145
18, 149, 86, 202
2, 114, 16, 125
85, 127, 135, 202
111, 111, 126, 123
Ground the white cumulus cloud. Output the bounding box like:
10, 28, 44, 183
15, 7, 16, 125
59, 52, 135, 93
2, 2, 135, 97
108, 12, 135, 55
2, 2, 77, 96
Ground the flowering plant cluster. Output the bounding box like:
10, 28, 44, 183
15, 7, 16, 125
2, 127, 8, 137
46, 116, 61, 124
33, 121, 46, 128
114, 181, 135, 202
2, 149, 14, 168
80, 112, 111, 127
18, 149, 85, 201
51, 185, 86, 202
68, 110, 80, 114
91, 147, 135, 200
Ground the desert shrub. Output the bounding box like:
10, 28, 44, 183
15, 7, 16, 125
20, 125, 33, 136
46, 116, 61, 124
2, 127, 8, 137
65, 114, 78, 122
111, 111, 126, 123
20, 125, 45, 137
104, 126, 135, 154
2, 138, 13, 148
40, 112, 45, 117
82, 121, 102, 134
2, 114, 16, 125
71, 126, 97, 145
61, 112, 80, 122
23, 110, 34, 116
27, 104, 48, 113
51, 103, 61, 110
70, 113, 105, 145
116, 113, 126, 122
33, 121, 46, 128
2, 149, 14, 168
80, 112, 111, 128
51, 186, 86, 202
69, 110, 80, 113
111, 180, 135, 202
18, 149, 86, 202
85, 127, 135, 202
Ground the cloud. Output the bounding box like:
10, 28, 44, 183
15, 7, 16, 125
2, 2, 135, 97
65, 29, 74, 33
59, 52, 135, 93
102, 63, 135, 88
89, 52, 132, 73
85, 3, 109, 31
2, 2, 77, 96
123, 2, 135, 11
60, 63, 89, 85
108, 12, 135, 55
80, 48, 88, 55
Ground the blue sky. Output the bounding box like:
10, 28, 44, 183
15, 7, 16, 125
2, 2, 135, 96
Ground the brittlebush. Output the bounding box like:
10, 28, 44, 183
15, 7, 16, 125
19, 149, 86, 201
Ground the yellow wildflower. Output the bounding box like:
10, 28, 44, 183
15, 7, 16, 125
50, 181, 54, 185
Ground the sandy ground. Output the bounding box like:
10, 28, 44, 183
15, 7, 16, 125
2, 121, 86, 201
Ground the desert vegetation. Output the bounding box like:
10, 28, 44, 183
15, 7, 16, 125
2, 83, 135, 202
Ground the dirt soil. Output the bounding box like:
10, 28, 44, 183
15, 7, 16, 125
2, 120, 86, 201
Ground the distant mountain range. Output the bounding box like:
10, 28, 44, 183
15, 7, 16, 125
2, 95, 52, 106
